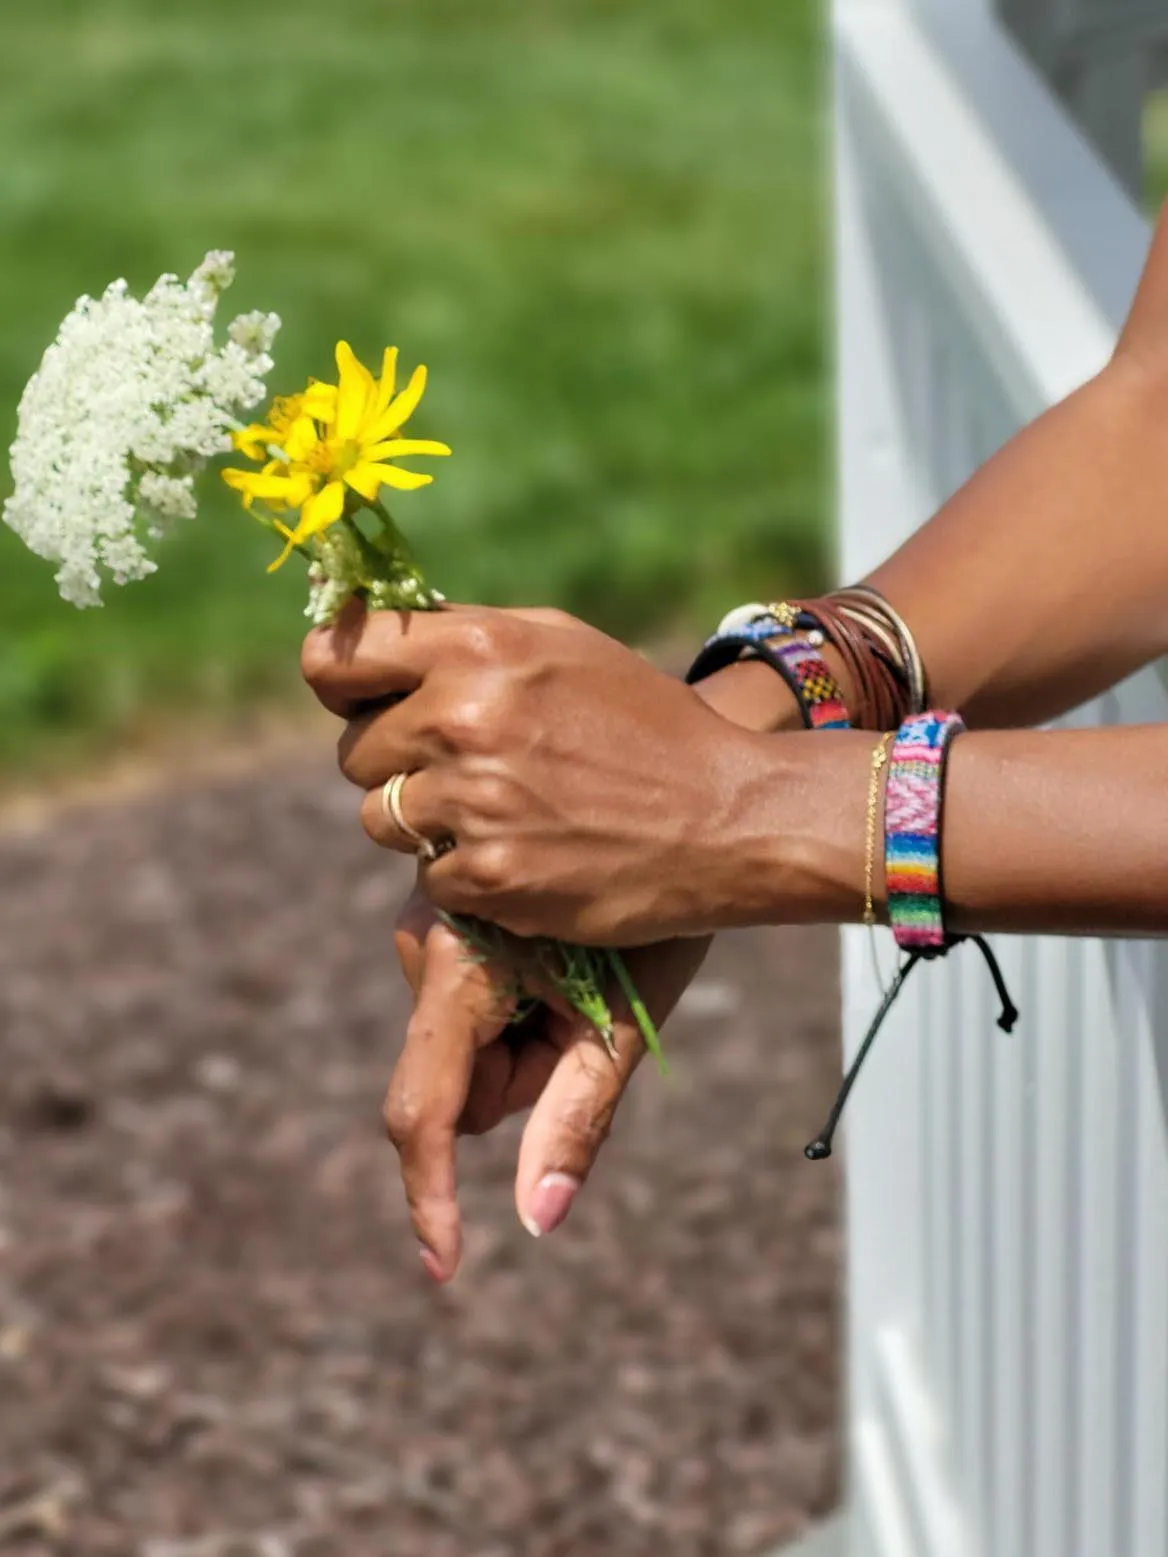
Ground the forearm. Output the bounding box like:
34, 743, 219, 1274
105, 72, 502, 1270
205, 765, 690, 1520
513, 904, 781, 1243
871, 208, 1168, 726
699, 359, 1168, 736
869, 358, 1168, 728
729, 724, 1168, 937
700, 214, 1168, 735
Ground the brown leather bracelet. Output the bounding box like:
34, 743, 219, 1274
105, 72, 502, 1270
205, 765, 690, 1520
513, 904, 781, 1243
831, 585, 927, 716
792, 595, 915, 730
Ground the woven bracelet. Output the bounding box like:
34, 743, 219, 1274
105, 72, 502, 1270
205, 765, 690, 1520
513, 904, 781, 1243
883, 711, 966, 951
806, 708, 1019, 1161
686, 609, 851, 732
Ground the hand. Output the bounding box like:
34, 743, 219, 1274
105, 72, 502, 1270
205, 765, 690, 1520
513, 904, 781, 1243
389, 884, 711, 1281
302, 603, 775, 945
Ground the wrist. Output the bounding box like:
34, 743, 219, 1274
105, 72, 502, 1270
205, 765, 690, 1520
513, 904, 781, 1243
690, 657, 805, 733
695, 727, 875, 930
689, 633, 859, 734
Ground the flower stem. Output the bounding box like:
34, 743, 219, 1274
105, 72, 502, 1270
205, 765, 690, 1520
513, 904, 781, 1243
359, 498, 439, 609
606, 949, 667, 1073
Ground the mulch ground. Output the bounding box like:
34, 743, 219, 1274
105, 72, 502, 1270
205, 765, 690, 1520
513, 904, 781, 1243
0, 744, 842, 1557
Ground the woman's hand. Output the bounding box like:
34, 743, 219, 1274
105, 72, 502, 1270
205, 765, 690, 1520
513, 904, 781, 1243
390, 884, 710, 1281
360, 633, 805, 1283
302, 603, 784, 946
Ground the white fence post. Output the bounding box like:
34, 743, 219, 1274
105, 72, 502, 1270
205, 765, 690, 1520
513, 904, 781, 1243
833, 4, 1167, 1555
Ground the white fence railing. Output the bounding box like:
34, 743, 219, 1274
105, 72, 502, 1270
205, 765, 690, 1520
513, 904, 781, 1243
835, 4, 1164, 1555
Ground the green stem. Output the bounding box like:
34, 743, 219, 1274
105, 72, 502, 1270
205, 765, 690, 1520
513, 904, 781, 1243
368, 495, 415, 559
606, 949, 667, 1074
358, 498, 439, 608
341, 511, 391, 576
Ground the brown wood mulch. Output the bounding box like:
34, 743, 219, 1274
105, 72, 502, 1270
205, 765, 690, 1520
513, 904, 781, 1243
0, 747, 841, 1557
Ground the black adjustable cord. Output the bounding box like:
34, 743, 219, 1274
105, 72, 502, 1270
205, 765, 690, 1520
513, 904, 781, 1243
804, 935, 1019, 1161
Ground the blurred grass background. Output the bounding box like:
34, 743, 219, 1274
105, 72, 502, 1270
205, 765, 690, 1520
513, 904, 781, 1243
1147, 89, 1168, 210
0, 0, 828, 772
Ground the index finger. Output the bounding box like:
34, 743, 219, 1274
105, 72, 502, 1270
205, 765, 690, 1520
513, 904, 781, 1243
383, 920, 513, 1282
301, 601, 514, 718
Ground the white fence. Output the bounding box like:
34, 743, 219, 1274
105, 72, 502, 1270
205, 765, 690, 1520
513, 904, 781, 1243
835, 3, 1166, 1555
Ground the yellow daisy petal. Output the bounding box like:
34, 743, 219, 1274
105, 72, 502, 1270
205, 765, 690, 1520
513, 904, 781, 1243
371, 346, 399, 418
222, 468, 315, 508
221, 467, 316, 510
221, 468, 274, 497
282, 414, 321, 463
299, 479, 347, 537
366, 463, 434, 492
302, 380, 338, 424
334, 341, 375, 442
266, 521, 300, 573
232, 424, 274, 461
363, 438, 451, 462
365, 363, 427, 443
342, 462, 386, 502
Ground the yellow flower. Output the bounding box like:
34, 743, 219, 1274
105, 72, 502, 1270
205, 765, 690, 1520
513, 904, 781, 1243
223, 343, 450, 570
231, 384, 337, 462
221, 463, 316, 514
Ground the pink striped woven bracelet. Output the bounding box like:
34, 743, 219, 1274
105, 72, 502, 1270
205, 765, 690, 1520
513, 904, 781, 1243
883, 711, 965, 950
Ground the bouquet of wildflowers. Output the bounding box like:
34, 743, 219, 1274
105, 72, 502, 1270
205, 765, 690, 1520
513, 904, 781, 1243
3, 253, 661, 1066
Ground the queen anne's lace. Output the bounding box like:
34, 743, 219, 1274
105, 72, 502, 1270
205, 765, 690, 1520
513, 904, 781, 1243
3, 252, 279, 607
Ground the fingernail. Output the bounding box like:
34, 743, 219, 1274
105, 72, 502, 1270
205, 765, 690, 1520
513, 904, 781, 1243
521, 1172, 581, 1238
419, 1245, 445, 1283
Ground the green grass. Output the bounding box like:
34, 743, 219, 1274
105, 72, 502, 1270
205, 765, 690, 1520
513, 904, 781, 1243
0, 0, 828, 770
1148, 89, 1168, 213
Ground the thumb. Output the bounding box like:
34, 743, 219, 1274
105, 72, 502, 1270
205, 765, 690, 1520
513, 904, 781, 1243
514, 938, 713, 1237
514, 1004, 643, 1238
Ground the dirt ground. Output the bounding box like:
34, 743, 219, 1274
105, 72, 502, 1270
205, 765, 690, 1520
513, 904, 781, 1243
0, 745, 842, 1557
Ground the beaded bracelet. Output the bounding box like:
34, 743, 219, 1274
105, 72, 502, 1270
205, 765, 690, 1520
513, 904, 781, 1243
883, 711, 965, 950
686, 605, 851, 731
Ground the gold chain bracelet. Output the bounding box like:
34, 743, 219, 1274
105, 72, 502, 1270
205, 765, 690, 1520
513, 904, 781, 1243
863, 732, 895, 927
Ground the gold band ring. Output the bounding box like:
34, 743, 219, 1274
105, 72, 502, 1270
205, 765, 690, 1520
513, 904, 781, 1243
381, 772, 439, 863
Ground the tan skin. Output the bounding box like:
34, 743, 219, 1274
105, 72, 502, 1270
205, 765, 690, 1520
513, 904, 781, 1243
304, 205, 1168, 1282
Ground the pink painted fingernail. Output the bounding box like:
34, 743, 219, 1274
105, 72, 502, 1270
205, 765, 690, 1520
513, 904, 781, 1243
419, 1245, 445, 1283
521, 1173, 581, 1238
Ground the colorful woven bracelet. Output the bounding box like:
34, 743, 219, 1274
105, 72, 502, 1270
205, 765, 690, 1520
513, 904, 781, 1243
686, 607, 851, 731
763, 637, 851, 730
883, 711, 965, 950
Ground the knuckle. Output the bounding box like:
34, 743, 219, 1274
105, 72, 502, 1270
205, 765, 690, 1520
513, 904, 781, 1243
465, 842, 513, 898
460, 614, 527, 665
542, 607, 577, 630
299, 630, 333, 688
439, 695, 498, 753
469, 771, 514, 822
336, 725, 364, 784
382, 1084, 424, 1148
458, 618, 503, 663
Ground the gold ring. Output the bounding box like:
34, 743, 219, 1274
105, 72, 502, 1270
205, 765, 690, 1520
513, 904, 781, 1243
381, 772, 439, 863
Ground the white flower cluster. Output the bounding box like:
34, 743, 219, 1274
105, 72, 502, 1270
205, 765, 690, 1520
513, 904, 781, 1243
306, 529, 365, 627
3, 252, 280, 607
